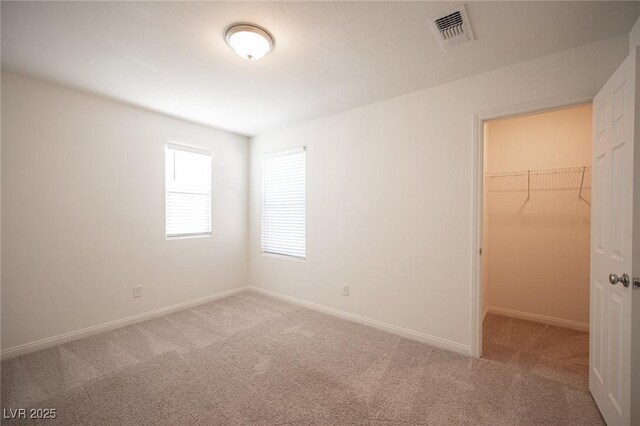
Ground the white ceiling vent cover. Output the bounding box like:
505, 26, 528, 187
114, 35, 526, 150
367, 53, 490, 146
429, 5, 475, 51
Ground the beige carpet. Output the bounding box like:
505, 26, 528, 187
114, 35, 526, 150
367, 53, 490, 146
482, 313, 593, 393
2, 292, 604, 425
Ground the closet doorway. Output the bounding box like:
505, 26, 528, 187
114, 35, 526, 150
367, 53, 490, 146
480, 103, 592, 391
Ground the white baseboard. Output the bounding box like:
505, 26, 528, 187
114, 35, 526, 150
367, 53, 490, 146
248, 286, 471, 356
487, 306, 589, 332
1, 286, 249, 360
482, 305, 489, 322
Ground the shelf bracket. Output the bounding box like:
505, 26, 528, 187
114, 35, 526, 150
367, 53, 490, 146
578, 166, 586, 201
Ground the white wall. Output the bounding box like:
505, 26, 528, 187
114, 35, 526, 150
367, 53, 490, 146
1, 73, 248, 352
484, 105, 592, 328
248, 35, 629, 354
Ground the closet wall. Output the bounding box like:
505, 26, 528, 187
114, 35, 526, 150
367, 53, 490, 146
483, 104, 592, 328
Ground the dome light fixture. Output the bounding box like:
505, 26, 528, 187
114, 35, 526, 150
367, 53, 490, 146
224, 23, 275, 61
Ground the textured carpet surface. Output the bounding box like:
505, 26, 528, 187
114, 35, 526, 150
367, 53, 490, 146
482, 313, 593, 393
1, 292, 604, 425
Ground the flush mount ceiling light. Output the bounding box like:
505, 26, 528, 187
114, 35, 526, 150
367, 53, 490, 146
224, 23, 275, 61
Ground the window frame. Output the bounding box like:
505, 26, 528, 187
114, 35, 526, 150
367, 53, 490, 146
164, 141, 213, 239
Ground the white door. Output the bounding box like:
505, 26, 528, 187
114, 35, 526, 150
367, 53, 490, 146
590, 46, 640, 426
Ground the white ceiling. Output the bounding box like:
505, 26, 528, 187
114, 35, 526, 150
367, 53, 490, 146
2, 1, 640, 136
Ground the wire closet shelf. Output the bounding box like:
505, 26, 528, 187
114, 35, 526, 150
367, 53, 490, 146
484, 165, 591, 202
484, 165, 591, 178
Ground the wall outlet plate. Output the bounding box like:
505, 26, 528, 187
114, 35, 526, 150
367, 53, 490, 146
133, 285, 142, 298
342, 283, 349, 296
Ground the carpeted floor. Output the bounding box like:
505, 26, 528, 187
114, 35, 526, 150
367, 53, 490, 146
1, 292, 604, 425
482, 313, 593, 393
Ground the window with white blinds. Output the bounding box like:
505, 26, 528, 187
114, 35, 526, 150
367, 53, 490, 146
165, 143, 212, 238
261, 147, 306, 259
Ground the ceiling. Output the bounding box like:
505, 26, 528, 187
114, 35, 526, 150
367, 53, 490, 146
2, 2, 640, 136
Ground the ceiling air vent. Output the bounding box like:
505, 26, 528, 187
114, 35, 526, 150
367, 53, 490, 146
429, 5, 475, 51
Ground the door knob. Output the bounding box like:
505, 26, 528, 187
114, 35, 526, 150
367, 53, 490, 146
609, 273, 630, 287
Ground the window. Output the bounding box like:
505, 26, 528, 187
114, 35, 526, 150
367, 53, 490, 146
261, 147, 306, 259
165, 142, 212, 238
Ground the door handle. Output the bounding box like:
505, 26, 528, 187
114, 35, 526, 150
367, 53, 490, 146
609, 273, 630, 287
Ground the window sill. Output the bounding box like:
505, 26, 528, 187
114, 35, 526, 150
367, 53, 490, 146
166, 233, 211, 240
261, 252, 305, 262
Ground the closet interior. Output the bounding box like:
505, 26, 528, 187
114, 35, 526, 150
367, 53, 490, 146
481, 104, 592, 388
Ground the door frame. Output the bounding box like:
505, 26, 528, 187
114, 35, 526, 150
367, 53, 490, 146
470, 91, 596, 358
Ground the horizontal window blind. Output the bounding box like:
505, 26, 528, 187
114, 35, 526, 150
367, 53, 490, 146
261, 147, 306, 259
165, 143, 212, 238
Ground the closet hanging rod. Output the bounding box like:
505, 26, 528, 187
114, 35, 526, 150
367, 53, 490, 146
484, 165, 591, 178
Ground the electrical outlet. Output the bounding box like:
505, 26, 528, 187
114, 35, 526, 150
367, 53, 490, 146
133, 285, 142, 298
342, 283, 349, 296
